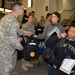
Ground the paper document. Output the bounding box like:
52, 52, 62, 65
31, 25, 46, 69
47, 27, 61, 38
59, 58, 75, 74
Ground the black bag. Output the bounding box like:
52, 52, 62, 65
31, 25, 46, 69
35, 26, 44, 35
22, 36, 40, 61
42, 34, 66, 65
42, 47, 55, 65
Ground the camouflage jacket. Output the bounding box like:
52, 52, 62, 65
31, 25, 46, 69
22, 22, 35, 34
0, 13, 23, 51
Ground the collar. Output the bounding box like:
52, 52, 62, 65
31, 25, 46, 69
66, 37, 75, 41
51, 22, 59, 26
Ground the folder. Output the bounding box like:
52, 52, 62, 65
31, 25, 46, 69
59, 58, 75, 74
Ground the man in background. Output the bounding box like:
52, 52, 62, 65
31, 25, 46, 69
31, 11, 38, 27
39, 16, 46, 27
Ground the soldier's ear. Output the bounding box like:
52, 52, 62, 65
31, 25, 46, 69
17, 9, 20, 13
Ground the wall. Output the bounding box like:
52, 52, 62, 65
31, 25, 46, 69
62, 0, 75, 10
44, 0, 50, 17
21, 0, 45, 21
27, 0, 36, 16
0, 0, 2, 7
58, 0, 63, 11
58, 0, 75, 21
21, 0, 35, 15
21, 0, 75, 21
48, 0, 75, 21
49, 0, 58, 13
0, 0, 75, 21
35, 0, 45, 21
21, 0, 28, 9
49, 0, 75, 21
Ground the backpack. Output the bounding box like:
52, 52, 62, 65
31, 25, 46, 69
22, 36, 40, 61
43, 34, 65, 65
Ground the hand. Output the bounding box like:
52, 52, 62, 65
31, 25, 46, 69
64, 26, 69, 30
21, 46, 24, 50
34, 34, 38, 38
60, 33, 67, 38
26, 31, 32, 36
18, 37, 23, 42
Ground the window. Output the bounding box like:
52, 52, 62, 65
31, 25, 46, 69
5, 9, 12, 13
0, 8, 4, 12
28, 0, 33, 8
7, 0, 15, 2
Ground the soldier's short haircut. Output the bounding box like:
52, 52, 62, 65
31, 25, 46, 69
11, 2, 23, 11
46, 13, 52, 19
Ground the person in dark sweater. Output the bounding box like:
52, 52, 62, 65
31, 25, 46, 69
46, 21, 75, 75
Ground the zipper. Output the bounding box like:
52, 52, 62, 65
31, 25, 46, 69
64, 40, 70, 53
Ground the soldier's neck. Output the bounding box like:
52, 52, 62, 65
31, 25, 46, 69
11, 12, 18, 18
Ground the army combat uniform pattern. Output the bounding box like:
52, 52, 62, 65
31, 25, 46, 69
39, 19, 46, 27
32, 17, 38, 27
21, 22, 35, 64
44, 20, 50, 28
0, 13, 23, 75
21, 21, 35, 43
22, 22, 35, 34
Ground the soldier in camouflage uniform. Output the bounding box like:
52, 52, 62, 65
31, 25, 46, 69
21, 15, 35, 71
0, 2, 32, 75
44, 13, 52, 28
22, 15, 35, 34
39, 16, 46, 27
31, 11, 38, 27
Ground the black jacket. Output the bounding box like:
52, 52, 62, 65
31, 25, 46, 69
46, 34, 75, 67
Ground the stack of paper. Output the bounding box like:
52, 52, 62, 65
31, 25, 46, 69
47, 27, 61, 38
60, 58, 75, 74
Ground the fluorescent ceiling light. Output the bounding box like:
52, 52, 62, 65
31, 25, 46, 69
5, 9, 12, 12
0, 8, 4, 12
28, 0, 32, 8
